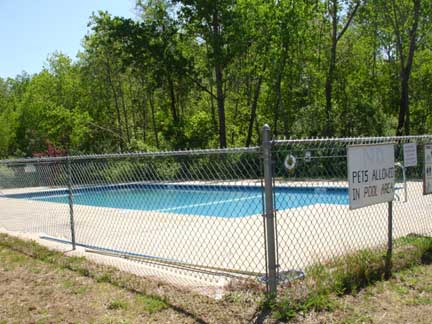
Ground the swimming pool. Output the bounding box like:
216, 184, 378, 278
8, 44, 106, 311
4, 184, 349, 218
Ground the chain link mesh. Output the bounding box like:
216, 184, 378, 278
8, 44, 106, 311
0, 148, 266, 287
0, 135, 431, 290
272, 136, 432, 279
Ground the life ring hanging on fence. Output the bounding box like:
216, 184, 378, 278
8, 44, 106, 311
284, 154, 296, 170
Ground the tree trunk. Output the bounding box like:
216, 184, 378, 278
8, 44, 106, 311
149, 93, 159, 149
395, 0, 420, 136
139, 76, 147, 142
141, 94, 147, 142
273, 47, 287, 137
283, 64, 294, 138
168, 75, 179, 125
246, 74, 263, 147
397, 72, 410, 136
215, 63, 226, 148
105, 62, 124, 152
206, 43, 218, 133
230, 81, 241, 145
324, 0, 360, 137
212, 12, 227, 148
325, 0, 338, 137
118, 84, 131, 145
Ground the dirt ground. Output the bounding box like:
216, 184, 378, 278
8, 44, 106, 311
295, 263, 432, 324
0, 236, 260, 324
1, 233, 432, 323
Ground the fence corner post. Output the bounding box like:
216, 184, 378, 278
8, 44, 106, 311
262, 124, 277, 295
67, 156, 76, 250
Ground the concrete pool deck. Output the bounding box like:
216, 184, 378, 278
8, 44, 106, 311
0, 180, 431, 295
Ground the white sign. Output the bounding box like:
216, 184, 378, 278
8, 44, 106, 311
403, 143, 417, 167
348, 144, 395, 210
424, 144, 432, 195
24, 164, 36, 173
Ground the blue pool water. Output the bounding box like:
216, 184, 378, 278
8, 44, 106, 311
5, 184, 349, 218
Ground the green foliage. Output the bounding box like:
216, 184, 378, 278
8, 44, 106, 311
1, 0, 432, 157
99, 161, 139, 183
0, 165, 16, 187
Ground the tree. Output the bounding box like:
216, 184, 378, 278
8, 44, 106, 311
176, 0, 247, 148
1, 0, 432, 157
378, 0, 424, 135
324, 0, 361, 136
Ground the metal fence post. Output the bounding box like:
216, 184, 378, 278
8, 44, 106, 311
385, 200, 393, 279
262, 124, 277, 295
67, 156, 76, 250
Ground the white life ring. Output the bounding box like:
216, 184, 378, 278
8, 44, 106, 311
284, 154, 296, 170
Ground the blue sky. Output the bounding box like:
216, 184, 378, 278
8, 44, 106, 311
0, 0, 136, 78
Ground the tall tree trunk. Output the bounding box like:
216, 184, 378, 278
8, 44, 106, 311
149, 93, 159, 149
254, 114, 261, 144
395, 0, 420, 136
139, 76, 147, 142
105, 62, 124, 152
206, 43, 218, 133
273, 47, 287, 137
127, 77, 139, 140
215, 63, 226, 148
325, 0, 338, 137
230, 81, 241, 145
141, 97, 147, 142
212, 11, 227, 148
325, 0, 360, 137
167, 75, 179, 125
118, 84, 131, 145
397, 74, 410, 136
246, 74, 264, 147
131, 107, 137, 140
283, 64, 294, 138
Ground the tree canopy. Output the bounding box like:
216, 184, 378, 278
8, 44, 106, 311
0, 0, 431, 157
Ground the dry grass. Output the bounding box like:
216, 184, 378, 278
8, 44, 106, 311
0, 233, 262, 324
297, 262, 432, 323
2, 232, 432, 323
267, 235, 432, 323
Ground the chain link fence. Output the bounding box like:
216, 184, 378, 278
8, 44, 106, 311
0, 128, 431, 294
0, 148, 268, 288
272, 135, 432, 285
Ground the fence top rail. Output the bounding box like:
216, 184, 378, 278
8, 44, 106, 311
273, 134, 432, 145
1, 135, 431, 165
0, 146, 260, 165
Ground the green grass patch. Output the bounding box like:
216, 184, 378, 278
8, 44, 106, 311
107, 299, 129, 310
62, 279, 89, 294
96, 272, 113, 283
135, 294, 168, 314
62, 279, 74, 289
268, 234, 432, 321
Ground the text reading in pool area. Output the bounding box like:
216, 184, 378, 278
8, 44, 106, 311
348, 144, 395, 210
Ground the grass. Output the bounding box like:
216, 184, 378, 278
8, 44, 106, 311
107, 299, 129, 310
0, 233, 261, 323
267, 234, 432, 322
1, 232, 432, 323
309, 261, 432, 323
135, 294, 168, 314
